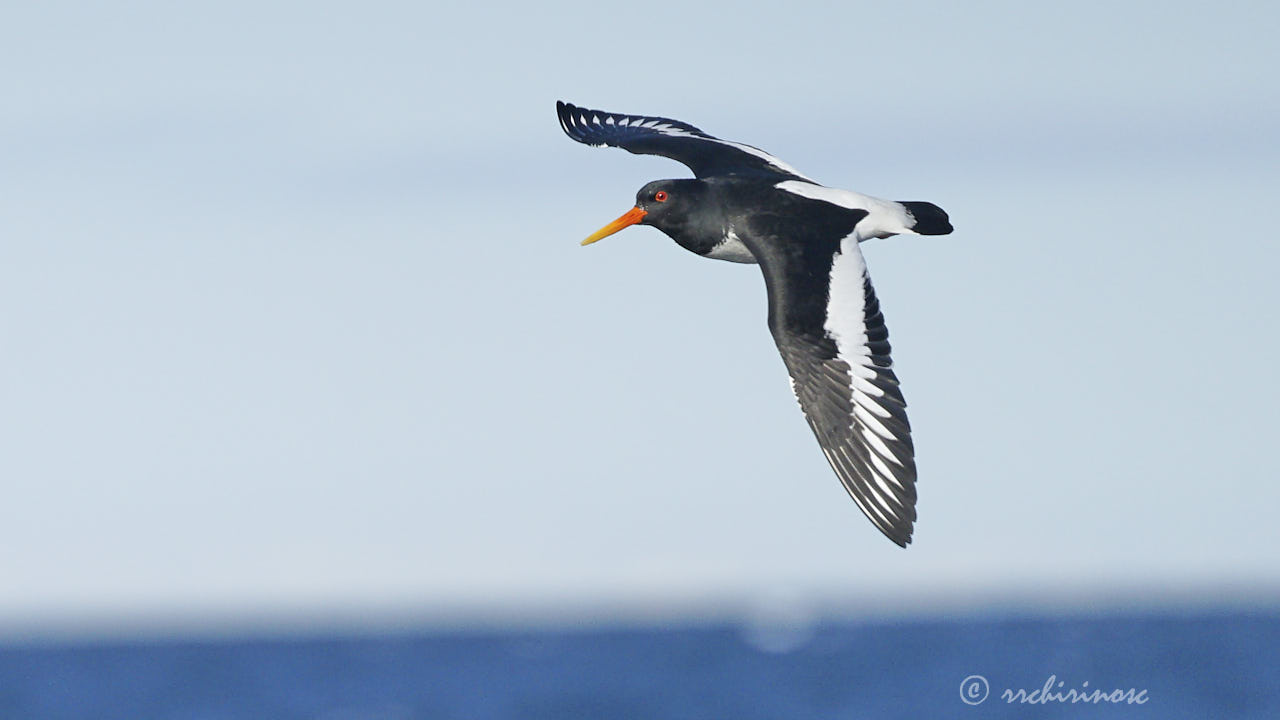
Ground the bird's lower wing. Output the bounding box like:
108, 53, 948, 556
557, 101, 812, 182
769, 239, 917, 546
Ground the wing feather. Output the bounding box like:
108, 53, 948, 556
768, 239, 917, 546
557, 101, 813, 181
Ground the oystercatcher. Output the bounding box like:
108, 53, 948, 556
557, 101, 952, 547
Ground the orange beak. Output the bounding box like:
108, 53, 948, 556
581, 206, 647, 246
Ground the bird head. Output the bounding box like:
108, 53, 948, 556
581, 179, 712, 246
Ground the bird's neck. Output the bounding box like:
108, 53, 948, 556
657, 180, 732, 257
665, 222, 727, 257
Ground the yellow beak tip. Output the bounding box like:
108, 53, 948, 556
579, 206, 646, 247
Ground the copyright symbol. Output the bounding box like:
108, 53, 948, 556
960, 675, 989, 705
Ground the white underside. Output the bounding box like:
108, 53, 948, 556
705, 229, 757, 263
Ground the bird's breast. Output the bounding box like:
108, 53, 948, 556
702, 229, 758, 264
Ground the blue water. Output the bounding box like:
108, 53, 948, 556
1, 610, 1276, 719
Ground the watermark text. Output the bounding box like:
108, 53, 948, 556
960, 674, 1149, 706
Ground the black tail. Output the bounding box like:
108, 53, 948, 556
901, 201, 953, 235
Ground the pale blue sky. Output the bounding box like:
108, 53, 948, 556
2, 1, 1277, 632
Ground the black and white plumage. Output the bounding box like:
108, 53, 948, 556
557, 101, 952, 547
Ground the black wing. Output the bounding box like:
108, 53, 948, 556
775, 281, 917, 547
746, 205, 917, 547
556, 101, 812, 182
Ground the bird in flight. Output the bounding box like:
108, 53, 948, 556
557, 101, 952, 547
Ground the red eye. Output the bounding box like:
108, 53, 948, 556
654, 191, 668, 202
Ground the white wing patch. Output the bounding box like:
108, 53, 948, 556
775, 181, 916, 240
825, 240, 893, 417
823, 237, 871, 360
821, 235, 912, 508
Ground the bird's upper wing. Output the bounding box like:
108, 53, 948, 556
557, 101, 813, 182
747, 204, 917, 546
